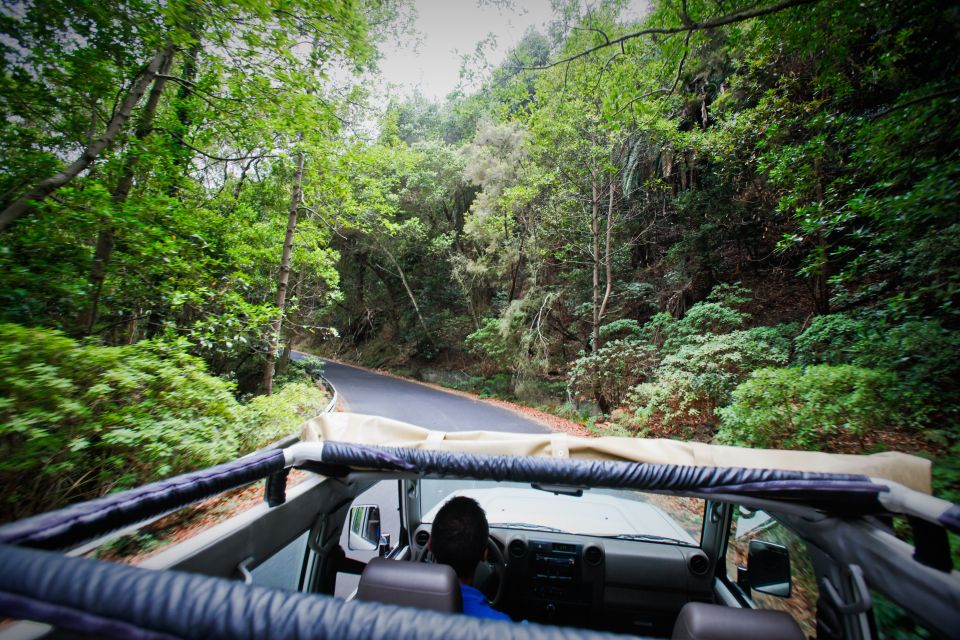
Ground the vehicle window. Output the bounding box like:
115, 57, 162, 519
725, 508, 819, 638
335, 480, 401, 598
871, 590, 936, 640
250, 531, 310, 591
420, 479, 704, 546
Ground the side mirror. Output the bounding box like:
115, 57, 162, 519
747, 540, 792, 598
348, 504, 381, 551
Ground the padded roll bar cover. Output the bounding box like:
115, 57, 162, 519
0, 448, 285, 550
357, 557, 463, 613
672, 602, 804, 640
0, 544, 645, 640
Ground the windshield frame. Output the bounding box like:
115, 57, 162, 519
417, 478, 705, 547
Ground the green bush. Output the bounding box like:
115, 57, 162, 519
627, 327, 792, 431
568, 339, 658, 409
716, 365, 901, 450
273, 354, 325, 388
794, 314, 868, 366
0, 323, 331, 522
464, 317, 510, 373
236, 382, 329, 452
0, 324, 241, 520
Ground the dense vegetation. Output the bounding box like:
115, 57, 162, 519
1, 0, 957, 521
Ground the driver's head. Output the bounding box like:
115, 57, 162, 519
430, 496, 489, 581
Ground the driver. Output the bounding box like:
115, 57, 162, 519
429, 496, 510, 621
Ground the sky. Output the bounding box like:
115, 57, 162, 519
374, 0, 650, 102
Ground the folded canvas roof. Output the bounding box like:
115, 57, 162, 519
299, 412, 933, 494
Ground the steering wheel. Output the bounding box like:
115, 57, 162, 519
473, 537, 506, 609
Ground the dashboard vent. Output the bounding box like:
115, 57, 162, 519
584, 546, 603, 566
688, 553, 710, 576
508, 539, 527, 558
414, 530, 430, 547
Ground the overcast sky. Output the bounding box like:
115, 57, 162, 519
374, 0, 650, 102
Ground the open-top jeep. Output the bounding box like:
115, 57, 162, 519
1, 413, 957, 639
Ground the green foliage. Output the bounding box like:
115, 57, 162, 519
717, 365, 901, 450
598, 319, 643, 340
464, 317, 510, 372
235, 383, 329, 452
0, 323, 239, 519
568, 339, 658, 408
0, 323, 327, 521
794, 315, 960, 429
273, 355, 326, 389
629, 326, 792, 430
794, 314, 868, 366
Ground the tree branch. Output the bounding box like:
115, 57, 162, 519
158, 128, 276, 162
870, 87, 960, 120
0, 45, 174, 231
523, 0, 821, 71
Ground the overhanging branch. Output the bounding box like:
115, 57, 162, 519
523, 0, 821, 71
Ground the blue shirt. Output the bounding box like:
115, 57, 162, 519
459, 584, 510, 621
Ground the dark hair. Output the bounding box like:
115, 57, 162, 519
431, 496, 489, 580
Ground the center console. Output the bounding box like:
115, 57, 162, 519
506, 538, 604, 625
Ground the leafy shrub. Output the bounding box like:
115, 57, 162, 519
0, 323, 331, 522
851, 320, 960, 429
716, 365, 901, 450
464, 317, 510, 374
568, 339, 658, 409
794, 314, 867, 365
236, 382, 329, 452
643, 283, 752, 353
0, 324, 240, 520
794, 316, 960, 429
273, 354, 325, 388
628, 327, 791, 431
598, 319, 642, 340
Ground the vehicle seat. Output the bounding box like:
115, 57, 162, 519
356, 557, 463, 613
672, 602, 804, 640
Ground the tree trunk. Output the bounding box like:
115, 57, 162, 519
79, 47, 175, 335
507, 234, 525, 302
597, 178, 615, 330
590, 173, 601, 352
262, 150, 305, 395
380, 240, 433, 344
0, 46, 172, 232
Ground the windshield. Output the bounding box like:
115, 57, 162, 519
419, 479, 704, 546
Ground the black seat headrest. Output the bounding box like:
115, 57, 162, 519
356, 558, 463, 613
672, 602, 805, 640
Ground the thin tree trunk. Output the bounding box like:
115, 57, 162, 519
379, 240, 434, 344
507, 234, 525, 302
590, 173, 601, 352
262, 149, 305, 395
79, 47, 175, 335
0, 47, 172, 232
597, 178, 615, 328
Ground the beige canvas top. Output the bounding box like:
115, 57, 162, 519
299, 412, 932, 494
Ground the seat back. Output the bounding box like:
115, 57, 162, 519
672, 602, 804, 640
356, 558, 463, 613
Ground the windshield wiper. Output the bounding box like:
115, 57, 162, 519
606, 533, 695, 546
493, 522, 566, 533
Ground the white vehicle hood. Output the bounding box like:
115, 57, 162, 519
422, 488, 695, 543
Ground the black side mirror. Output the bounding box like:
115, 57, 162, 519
747, 540, 792, 598
348, 504, 381, 551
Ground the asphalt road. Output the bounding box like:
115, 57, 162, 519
287, 354, 549, 596
316, 358, 550, 434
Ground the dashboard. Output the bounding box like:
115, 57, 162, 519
412, 524, 714, 635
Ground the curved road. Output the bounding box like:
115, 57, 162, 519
317, 359, 549, 434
